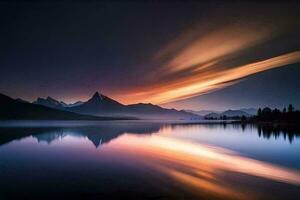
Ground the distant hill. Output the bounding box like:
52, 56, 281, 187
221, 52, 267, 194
221, 109, 251, 117
185, 110, 219, 116
204, 109, 251, 119
16, 98, 30, 103
187, 108, 256, 120
124, 103, 199, 120
240, 108, 257, 115
204, 112, 220, 119
0, 93, 126, 120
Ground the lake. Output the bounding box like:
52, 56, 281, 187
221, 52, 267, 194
0, 120, 299, 200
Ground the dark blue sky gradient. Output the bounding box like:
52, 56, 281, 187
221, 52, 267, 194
0, 1, 299, 110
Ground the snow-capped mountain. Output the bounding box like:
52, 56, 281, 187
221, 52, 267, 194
33, 97, 83, 109
60, 101, 84, 107
33, 96, 65, 110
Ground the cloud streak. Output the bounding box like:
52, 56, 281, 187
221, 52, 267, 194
118, 22, 300, 105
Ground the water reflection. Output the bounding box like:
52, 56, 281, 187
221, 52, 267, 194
0, 122, 300, 147
0, 121, 300, 199
172, 123, 300, 143
0, 122, 161, 147
256, 124, 300, 143
107, 134, 300, 199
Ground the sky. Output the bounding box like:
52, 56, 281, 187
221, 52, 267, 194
0, 1, 300, 110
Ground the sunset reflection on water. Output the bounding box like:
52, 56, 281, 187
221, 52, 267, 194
1, 123, 300, 199
103, 132, 300, 200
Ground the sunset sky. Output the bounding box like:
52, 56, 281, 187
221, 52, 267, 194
1, 1, 300, 110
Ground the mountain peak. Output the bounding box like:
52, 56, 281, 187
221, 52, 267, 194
46, 96, 56, 101
45, 96, 60, 105
91, 91, 103, 101
93, 91, 100, 97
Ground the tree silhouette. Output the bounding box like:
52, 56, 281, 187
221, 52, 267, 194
288, 104, 294, 113
257, 108, 262, 117
283, 107, 287, 113
262, 107, 272, 115
253, 104, 299, 123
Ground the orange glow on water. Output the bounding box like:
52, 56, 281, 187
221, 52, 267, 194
103, 133, 300, 199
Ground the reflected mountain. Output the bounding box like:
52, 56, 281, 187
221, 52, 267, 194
31, 92, 199, 120
33, 130, 67, 144
1, 122, 300, 149
2, 122, 300, 200
0, 123, 162, 148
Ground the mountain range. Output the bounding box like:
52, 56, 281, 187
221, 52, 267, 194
0, 93, 121, 120
1, 92, 199, 120
203, 109, 253, 119
33, 97, 83, 110
186, 108, 257, 119
1, 91, 256, 120
34, 92, 199, 120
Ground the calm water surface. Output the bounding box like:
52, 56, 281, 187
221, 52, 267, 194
0, 120, 299, 200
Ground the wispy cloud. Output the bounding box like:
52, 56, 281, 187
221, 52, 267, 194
118, 22, 300, 105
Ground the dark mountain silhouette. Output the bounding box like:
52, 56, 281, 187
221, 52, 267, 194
68, 92, 125, 115
67, 92, 199, 119
124, 103, 198, 119
16, 98, 30, 103
1, 92, 197, 120
0, 93, 127, 120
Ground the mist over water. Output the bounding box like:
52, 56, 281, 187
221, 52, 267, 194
0, 121, 299, 200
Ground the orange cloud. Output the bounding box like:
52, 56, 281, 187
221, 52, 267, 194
111, 20, 299, 105
120, 51, 300, 104
156, 24, 271, 73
